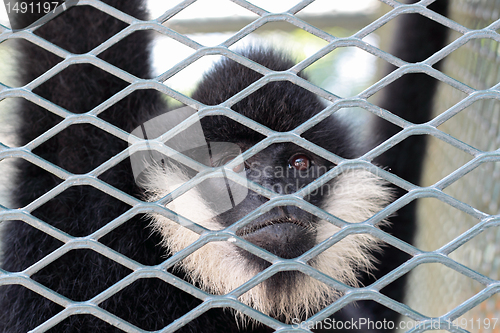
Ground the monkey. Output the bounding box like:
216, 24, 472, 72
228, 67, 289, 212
0, 0, 449, 332
131, 47, 394, 324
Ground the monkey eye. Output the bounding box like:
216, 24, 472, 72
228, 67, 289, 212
218, 155, 245, 173
289, 154, 311, 171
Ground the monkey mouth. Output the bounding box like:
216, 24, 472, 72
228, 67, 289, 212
236, 217, 310, 237
235, 217, 315, 260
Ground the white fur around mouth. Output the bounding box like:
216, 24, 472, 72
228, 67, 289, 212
143, 166, 393, 323
236, 217, 309, 237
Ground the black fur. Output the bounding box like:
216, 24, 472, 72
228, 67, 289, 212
0, 0, 449, 332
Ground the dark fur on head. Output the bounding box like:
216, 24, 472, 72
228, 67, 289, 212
193, 48, 357, 159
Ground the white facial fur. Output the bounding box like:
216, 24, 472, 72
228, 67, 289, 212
142, 165, 392, 322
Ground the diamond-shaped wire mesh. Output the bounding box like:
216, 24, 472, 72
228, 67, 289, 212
403, 1, 500, 332
0, 0, 499, 332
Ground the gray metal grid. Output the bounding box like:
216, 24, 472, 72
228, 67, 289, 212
404, 0, 500, 331
0, 0, 499, 332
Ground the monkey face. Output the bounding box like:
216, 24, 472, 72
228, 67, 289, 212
134, 123, 392, 322
206, 143, 332, 264
129, 51, 393, 322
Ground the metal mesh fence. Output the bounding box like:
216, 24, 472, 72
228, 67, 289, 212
0, 0, 499, 332
404, 1, 500, 332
